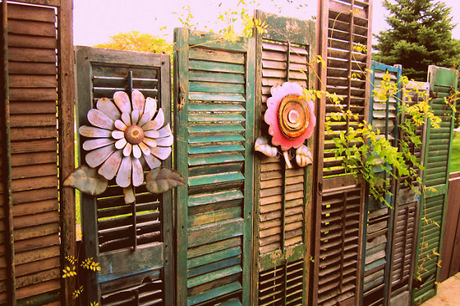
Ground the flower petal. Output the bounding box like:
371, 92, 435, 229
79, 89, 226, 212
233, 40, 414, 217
132, 157, 143, 187
88, 109, 114, 130
138, 97, 157, 126
83, 138, 115, 151
144, 130, 160, 138
98, 149, 123, 180
97, 98, 120, 121
123, 186, 135, 204
116, 156, 132, 188
132, 90, 145, 113
112, 130, 125, 140
123, 143, 132, 157
157, 124, 172, 138
122, 112, 131, 126
143, 137, 157, 148
133, 144, 142, 159
142, 108, 164, 131
156, 134, 173, 147
85, 144, 115, 168
151, 146, 172, 160
144, 154, 161, 169
115, 119, 126, 131
131, 110, 140, 125
115, 138, 127, 150
139, 142, 151, 156
114, 91, 131, 113
79, 126, 111, 138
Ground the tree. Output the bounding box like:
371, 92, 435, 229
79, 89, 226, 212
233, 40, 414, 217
94, 31, 173, 54
373, 0, 460, 81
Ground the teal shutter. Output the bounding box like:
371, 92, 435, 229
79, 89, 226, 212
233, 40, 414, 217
252, 11, 316, 305
75, 46, 174, 305
413, 66, 458, 304
361, 61, 402, 305
174, 29, 255, 306
315, 0, 372, 304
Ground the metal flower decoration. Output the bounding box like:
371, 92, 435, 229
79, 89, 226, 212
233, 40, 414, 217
255, 82, 316, 168
64, 90, 184, 204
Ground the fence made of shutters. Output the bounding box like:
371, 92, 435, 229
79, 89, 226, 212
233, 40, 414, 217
314, 0, 372, 304
75, 46, 174, 305
361, 61, 402, 305
251, 10, 316, 306
413, 65, 458, 305
173, 29, 255, 306
0, 0, 74, 304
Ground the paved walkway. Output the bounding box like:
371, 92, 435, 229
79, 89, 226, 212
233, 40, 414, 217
421, 273, 460, 305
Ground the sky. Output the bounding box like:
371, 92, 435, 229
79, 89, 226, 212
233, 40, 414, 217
73, 0, 460, 47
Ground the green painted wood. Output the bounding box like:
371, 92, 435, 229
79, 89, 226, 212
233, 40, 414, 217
252, 9, 316, 305
413, 65, 458, 305
75, 46, 174, 305
361, 61, 402, 305
174, 28, 254, 305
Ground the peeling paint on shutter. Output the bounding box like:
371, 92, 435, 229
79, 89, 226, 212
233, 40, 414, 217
252, 10, 316, 305
361, 62, 401, 305
315, 0, 373, 304
389, 80, 429, 304
174, 29, 254, 306
75, 46, 174, 305
413, 66, 458, 305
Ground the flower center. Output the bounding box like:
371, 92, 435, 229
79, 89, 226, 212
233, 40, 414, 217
124, 125, 145, 144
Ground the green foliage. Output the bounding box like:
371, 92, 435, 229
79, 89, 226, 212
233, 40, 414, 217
94, 31, 173, 54
373, 0, 460, 81
63, 255, 100, 302
315, 71, 442, 208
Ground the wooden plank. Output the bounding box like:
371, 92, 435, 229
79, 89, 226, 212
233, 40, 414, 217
8, 48, 56, 63
7, 34, 56, 49
8, 19, 56, 37
7, 3, 56, 23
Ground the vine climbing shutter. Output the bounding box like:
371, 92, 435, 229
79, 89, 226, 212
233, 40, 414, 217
361, 61, 402, 305
252, 10, 316, 305
413, 65, 458, 304
174, 29, 255, 306
314, 0, 372, 304
389, 79, 430, 304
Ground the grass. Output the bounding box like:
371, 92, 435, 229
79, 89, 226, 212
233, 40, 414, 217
450, 131, 460, 173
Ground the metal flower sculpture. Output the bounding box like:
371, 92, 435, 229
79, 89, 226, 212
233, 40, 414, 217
255, 82, 315, 168
64, 90, 185, 204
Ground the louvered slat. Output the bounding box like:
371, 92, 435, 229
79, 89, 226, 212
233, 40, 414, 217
174, 29, 254, 306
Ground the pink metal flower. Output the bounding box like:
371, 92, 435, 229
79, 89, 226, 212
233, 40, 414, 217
79, 90, 172, 188
264, 82, 316, 151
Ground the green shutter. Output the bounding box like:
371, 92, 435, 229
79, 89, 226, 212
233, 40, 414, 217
252, 10, 316, 305
413, 66, 458, 304
75, 46, 174, 305
174, 29, 255, 306
361, 61, 402, 305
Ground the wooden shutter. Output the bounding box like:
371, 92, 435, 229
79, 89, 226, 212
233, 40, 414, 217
174, 29, 254, 305
75, 46, 174, 305
413, 66, 458, 304
0, 1, 74, 304
252, 10, 316, 305
388, 80, 429, 304
314, 0, 372, 304
361, 62, 401, 305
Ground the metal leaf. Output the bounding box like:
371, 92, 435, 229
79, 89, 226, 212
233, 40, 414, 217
146, 167, 185, 194
63, 165, 108, 196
